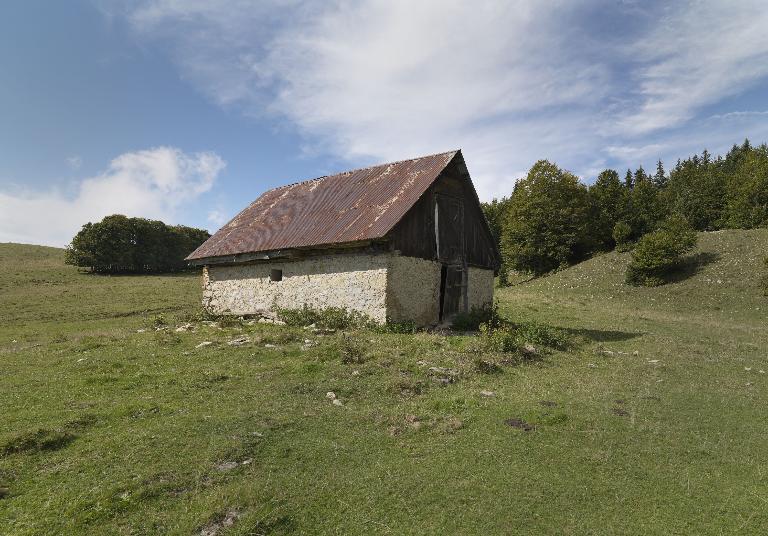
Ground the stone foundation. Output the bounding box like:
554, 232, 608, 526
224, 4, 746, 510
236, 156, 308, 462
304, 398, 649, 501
201, 252, 494, 326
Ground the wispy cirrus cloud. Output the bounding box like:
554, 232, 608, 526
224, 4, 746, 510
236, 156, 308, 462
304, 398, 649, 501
616, 0, 768, 135
106, 0, 768, 196
0, 147, 225, 246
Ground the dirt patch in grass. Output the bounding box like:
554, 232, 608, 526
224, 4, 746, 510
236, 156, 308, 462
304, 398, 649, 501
1, 428, 77, 455
539, 400, 558, 407
505, 418, 535, 431
612, 408, 630, 417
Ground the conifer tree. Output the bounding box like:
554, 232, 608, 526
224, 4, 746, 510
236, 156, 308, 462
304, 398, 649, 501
653, 159, 667, 189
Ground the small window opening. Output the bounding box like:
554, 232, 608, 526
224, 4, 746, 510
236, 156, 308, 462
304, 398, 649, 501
270, 268, 283, 282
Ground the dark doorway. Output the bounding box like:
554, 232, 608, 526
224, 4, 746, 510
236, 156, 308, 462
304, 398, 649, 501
439, 264, 463, 321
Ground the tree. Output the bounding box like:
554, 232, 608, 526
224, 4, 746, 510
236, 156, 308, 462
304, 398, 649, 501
481, 196, 512, 285
653, 159, 667, 189
480, 197, 511, 254
501, 160, 594, 275
664, 155, 726, 231
723, 143, 768, 228
627, 173, 666, 238
589, 169, 627, 249
624, 169, 634, 190
65, 215, 210, 273
633, 166, 649, 186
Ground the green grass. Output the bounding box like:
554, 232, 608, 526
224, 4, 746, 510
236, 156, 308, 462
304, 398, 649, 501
1, 231, 767, 535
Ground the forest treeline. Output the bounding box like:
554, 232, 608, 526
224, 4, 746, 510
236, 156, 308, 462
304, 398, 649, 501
482, 139, 768, 282
64, 214, 210, 274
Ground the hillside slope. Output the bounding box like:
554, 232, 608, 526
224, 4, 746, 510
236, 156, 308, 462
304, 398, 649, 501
500, 229, 766, 336
1, 234, 767, 535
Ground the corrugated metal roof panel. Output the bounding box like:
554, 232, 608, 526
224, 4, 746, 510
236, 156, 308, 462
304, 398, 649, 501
186, 150, 459, 261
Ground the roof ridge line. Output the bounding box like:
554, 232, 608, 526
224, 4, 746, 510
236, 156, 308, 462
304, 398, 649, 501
270, 149, 460, 192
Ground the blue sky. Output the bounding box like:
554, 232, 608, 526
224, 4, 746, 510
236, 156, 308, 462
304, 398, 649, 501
2, 0, 768, 246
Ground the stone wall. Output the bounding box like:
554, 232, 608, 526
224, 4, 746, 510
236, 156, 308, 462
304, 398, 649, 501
467, 267, 495, 310
202, 252, 494, 326
203, 252, 389, 322
386, 255, 441, 325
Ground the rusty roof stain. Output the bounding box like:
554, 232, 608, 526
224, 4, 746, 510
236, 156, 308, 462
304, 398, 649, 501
186, 150, 460, 261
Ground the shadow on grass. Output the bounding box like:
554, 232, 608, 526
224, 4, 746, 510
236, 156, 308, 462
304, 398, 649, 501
563, 327, 643, 343
666, 251, 721, 284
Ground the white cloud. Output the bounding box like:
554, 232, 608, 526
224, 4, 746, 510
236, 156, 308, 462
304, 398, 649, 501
617, 0, 768, 134
206, 209, 227, 227
111, 1, 768, 194
0, 147, 225, 247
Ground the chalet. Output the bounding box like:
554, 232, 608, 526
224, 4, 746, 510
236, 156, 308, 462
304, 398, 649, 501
186, 150, 500, 326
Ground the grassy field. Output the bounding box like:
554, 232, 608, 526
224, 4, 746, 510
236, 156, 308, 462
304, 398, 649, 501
1, 231, 767, 535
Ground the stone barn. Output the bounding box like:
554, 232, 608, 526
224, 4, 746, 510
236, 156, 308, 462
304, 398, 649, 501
186, 150, 500, 326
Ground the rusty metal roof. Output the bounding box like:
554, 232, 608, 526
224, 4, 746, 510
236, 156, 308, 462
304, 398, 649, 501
186, 150, 460, 261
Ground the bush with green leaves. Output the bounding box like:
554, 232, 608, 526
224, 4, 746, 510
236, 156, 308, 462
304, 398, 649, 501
276, 305, 373, 330
612, 221, 634, 252
451, 303, 501, 331
479, 320, 570, 355
625, 216, 697, 287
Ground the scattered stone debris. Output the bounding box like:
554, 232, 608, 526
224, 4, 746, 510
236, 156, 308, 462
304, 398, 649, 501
199, 509, 240, 536
505, 418, 535, 431
744, 367, 752, 371
77, 358, 86, 363
258, 317, 286, 325
522, 344, 538, 355
326, 391, 337, 400
539, 400, 558, 407
597, 349, 615, 356
312, 328, 336, 336
241, 458, 253, 465
587, 363, 597, 368
480, 390, 496, 397
154, 326, 168, 332
632, 351, 640, 356
416, 360, 429, 367
228, 336, 249, 346
647, 359, 660, 364
264, 343, 277, 348
332, 399, 344, 406
760, 370, 766, 374
175, 323, 194, 332
136, 329, 146, 333
195, 341, 213, 349
250, 431, 264, 437
351, 370, 360, 376
215, 461, 239, 472
612, 408, 629, 417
